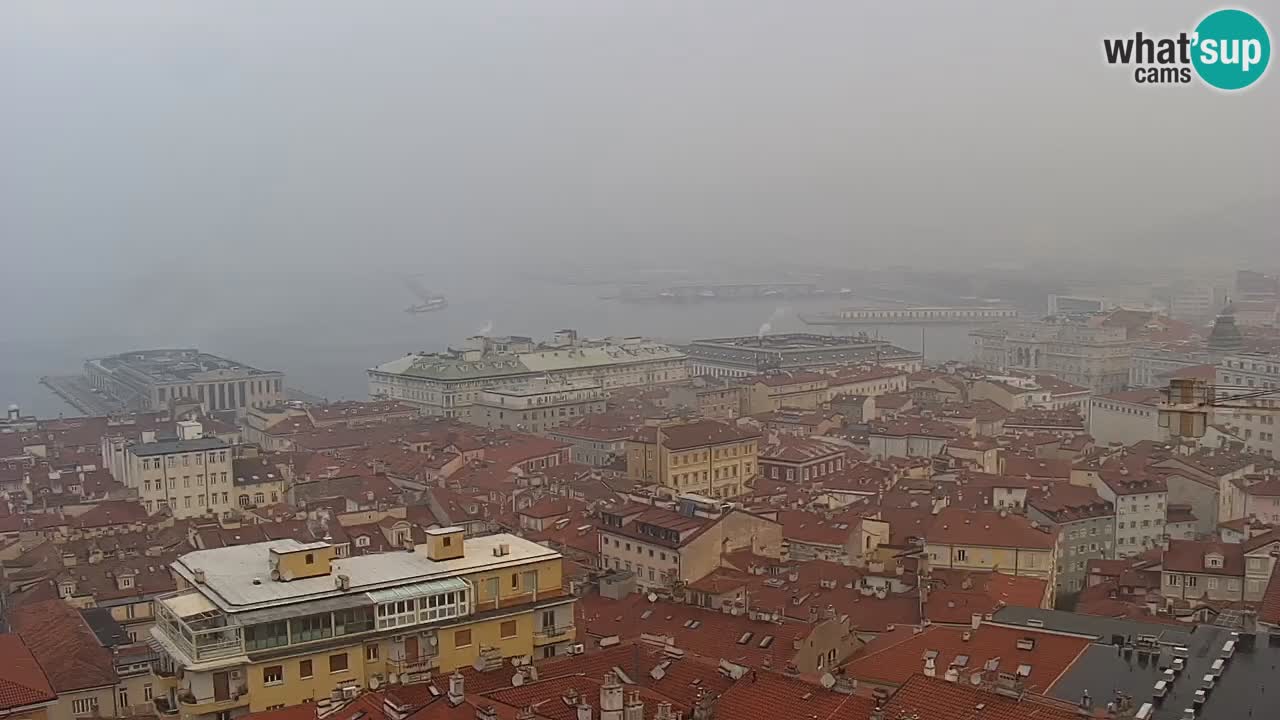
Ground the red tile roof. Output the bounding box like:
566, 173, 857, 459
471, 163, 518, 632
714, 671, 874, 720
8, 599, 117, 692
925, 570, 1048, 624
659, 420, 760, 451
927, 508, 1056, 550
1260, 561, 1280, 627
842, 624, 1090, 692
0, 634, 56, 712
1161, 539, 1244, 577
576, 594, 814, 669
880, 673, 1082, 720
71, 499, 148, 529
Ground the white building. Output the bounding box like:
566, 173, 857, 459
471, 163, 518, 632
1088, 389, 1170, 447
1216, 352, 1280, 458
1085, 470, 1168, 558
369, 332, 687, 418
467, 379, 606, 433
972, 321, 1132, 394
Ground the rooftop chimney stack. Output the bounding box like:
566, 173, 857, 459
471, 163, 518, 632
600, 672, 624, 720
622, 690, 644, 720
448, 670, 465, 706
576, 703, 594, 720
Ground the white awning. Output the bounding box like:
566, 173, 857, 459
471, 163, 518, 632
163, 592, 218, 618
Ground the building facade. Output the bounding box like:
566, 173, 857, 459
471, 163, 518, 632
149, 531, 576, 720
972, 321, 1132, 394
369, 334, 687, 418
923, 509, 1058, 592
626, 420, 760, 499
86, 349, 284, 416
1216, 352, 1280, 458
684, 334, 921, 379
101, 421, 235, 519
1026, 486, 1114, 594
466, 379, 606, 434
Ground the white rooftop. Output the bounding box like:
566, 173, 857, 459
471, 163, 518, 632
173, 534, 560, 612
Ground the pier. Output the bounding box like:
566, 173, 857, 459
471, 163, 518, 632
800, 306, 1018, 327
40, 375, 127, 416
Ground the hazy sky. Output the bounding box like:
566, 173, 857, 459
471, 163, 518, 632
2, 1, 1276, 279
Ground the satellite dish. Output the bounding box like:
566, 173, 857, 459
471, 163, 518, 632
473, 657, 486, 672
650, 667, 666, 681
970, 673, 983, 686
820, 673, 836, 689
369, 675, 381, 690
511, 673, 524, 687
428, 635, 438, 646
647, 593, 658, 603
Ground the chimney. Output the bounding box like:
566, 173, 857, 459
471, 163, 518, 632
448, 670, 465, 706
475, 706, 498, 720
924, 656, 936, 677
971, 612, 982, 630
576, 703, 594, 720
654, 704, 675, 720
622, 691, 644, 720
600, 672, 624, 720
515, 709, 537, 720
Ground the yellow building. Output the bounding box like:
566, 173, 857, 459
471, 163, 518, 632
744, 372, 830, 415
625, 420, 760, 499
148, 529, 575, 720
922, 508, 1058, 603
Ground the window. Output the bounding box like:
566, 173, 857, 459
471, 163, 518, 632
378, 599, 417, 629
423, 591, 466, 621
299, 659, 313, 678
72, 698, 98, 716
329, 653, 349, 673
955, 549, 968, 562
143, 684, 153, 702
263, 665, 284, 686
501, 620, 518, 638
1207, 577, 1219, 590
1186, 576, 1198, 588
365, 644, 379, 661
291, 613, 333, 642
119, 688, 129, 708
455, 629, 473, 648
245, 620, 289, 651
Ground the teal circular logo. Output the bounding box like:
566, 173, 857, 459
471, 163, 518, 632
1192, 9, 1271, 90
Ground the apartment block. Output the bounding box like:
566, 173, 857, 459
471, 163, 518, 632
148, 530, 575, 720
101, 421, 235, 519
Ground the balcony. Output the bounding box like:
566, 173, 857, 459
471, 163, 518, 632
534, 624, 575, 645
388, 652, 439, 676
154, 592, 244, 664
153, 698, 179, 717
177, 691, 249, 716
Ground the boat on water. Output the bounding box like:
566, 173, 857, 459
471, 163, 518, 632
698, 290, 716, 298
405, 296, 448, 314
838, 288, 854, 296
401, 274, 449, 314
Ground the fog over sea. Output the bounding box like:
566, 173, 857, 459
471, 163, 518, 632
0, 270, 977, 419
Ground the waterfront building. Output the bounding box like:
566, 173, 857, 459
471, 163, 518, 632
685, 333, 920, 378
369, 332, 686, 418
86, 349, 284, 416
